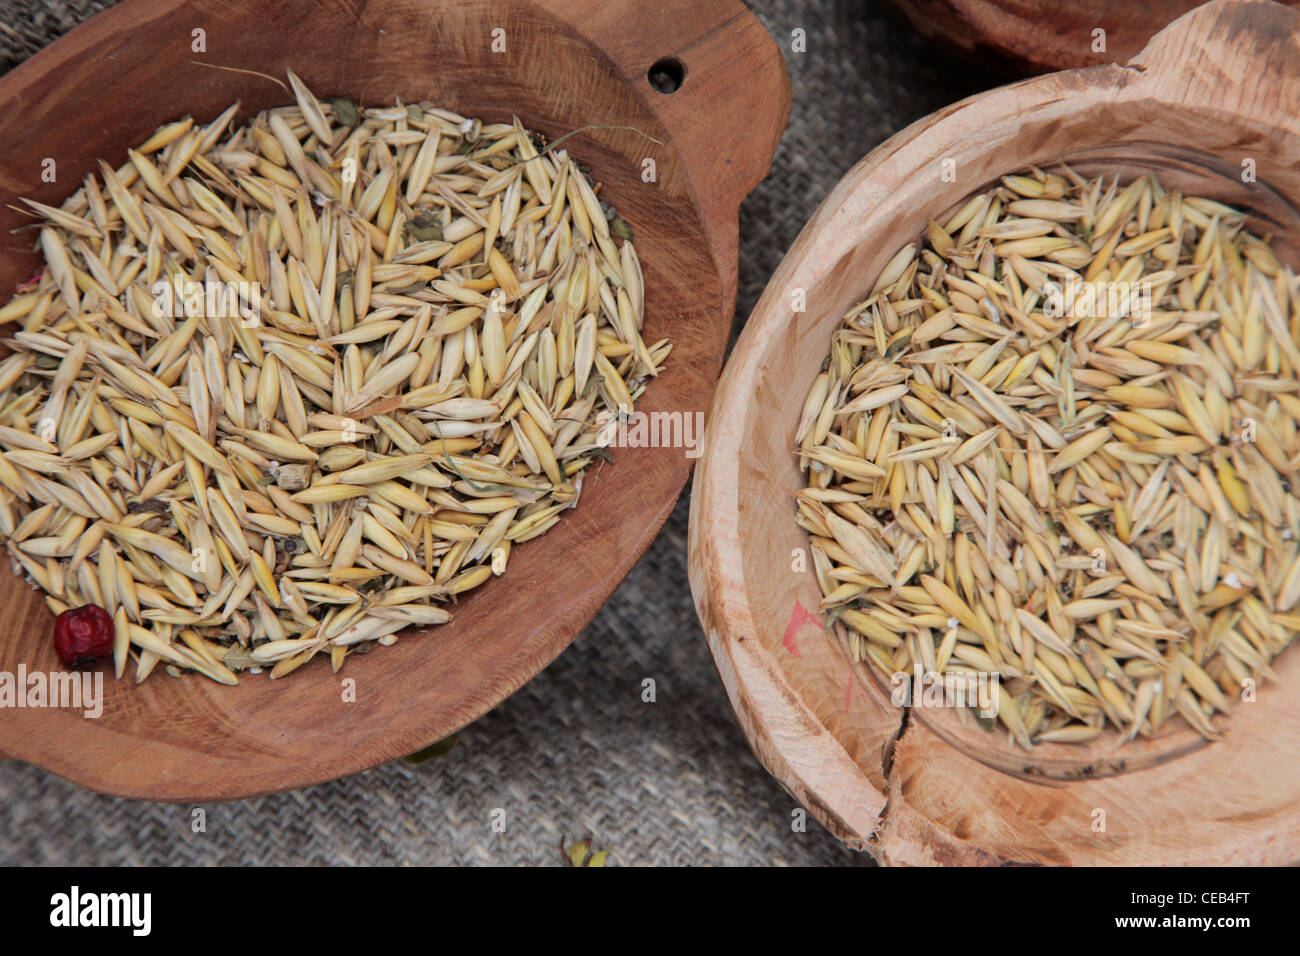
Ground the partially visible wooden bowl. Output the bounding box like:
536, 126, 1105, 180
0, 0, 788, 799
689, 0, 1300, 864
882, 0, 1300, 75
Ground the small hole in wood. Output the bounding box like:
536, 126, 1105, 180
648, 56, 685, 94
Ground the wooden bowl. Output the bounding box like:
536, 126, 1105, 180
882, 0, 1300, 75
689, 0, 1300, 864
0, 0, 788, 799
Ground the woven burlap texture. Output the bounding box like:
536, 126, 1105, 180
0, 0, 996, 865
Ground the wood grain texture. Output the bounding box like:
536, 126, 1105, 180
883, 0, 1300, 75
0, 0, 789, 799
689, 0, 1300, 864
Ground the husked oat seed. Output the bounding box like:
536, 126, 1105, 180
0, 70, 669, 684
796, 163, 1300, 747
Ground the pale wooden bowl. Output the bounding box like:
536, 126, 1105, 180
0, 0, 788, 799
689, 0, 1300, 864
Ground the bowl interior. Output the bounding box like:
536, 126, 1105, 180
0, 0, 726, 797
855, 144, 1300, 780
735, 87, 1300, 783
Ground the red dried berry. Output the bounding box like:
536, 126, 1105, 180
53, 605, 115, 668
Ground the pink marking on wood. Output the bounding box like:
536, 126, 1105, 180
782, 600, 819, 657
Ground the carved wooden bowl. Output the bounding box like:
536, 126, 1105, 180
689, 0, 1300, 864
0, 0, 788, 799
